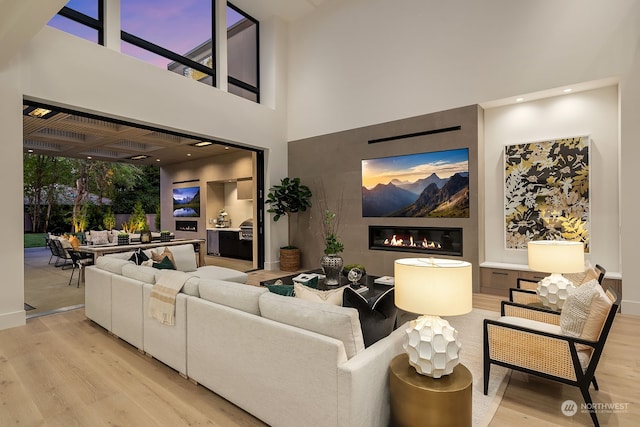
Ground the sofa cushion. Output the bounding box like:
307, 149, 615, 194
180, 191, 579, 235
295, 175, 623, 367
122, 263, 157, 284
294, 283, 347, 306
165, 244, 198, 272
91, 230, 110, 245
198, 279, 267, 315
195, 265, 248, 283
259, 292, 365, 359
181, 276, 200, 297
95, 256, 130, 275
343, 287, 397, 347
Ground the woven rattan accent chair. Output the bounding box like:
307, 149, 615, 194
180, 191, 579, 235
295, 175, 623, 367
484, 286, 620, 427
509, 264, 606, 306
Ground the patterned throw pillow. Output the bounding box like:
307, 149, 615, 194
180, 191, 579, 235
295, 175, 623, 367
91, 230, 110, 245
293, 283, 347, 306
128, 248, 149, 265
343, 287, 397, 347
560, 279, 598, 337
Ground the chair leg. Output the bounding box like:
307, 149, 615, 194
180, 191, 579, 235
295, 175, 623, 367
591, 376, 599, 391
580, 386, 599, 427
483, 358, 490, 395
68, 265, 76, 286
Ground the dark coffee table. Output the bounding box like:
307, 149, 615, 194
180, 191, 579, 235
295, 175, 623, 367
260, 269, 393, 300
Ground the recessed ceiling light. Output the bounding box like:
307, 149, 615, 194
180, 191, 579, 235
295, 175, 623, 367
193, 141, 213, 147
156, 159, 161, 162
87, 156, 92, 159
224, 146, 229, 150
23, 106, 58, 119
516, 97, 524, 102
187, 153, 192, 157
27, 149, 34, 153
127, 154, 150, 160
563, 88, 573, 93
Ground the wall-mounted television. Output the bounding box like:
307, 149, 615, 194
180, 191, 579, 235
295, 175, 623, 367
173, 186, 201, 217
361, 148, 469, 217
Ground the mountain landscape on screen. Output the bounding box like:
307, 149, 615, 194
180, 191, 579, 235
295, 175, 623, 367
361, 149, 469, 218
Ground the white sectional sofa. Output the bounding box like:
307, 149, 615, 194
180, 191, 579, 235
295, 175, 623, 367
84, 243, 406, 427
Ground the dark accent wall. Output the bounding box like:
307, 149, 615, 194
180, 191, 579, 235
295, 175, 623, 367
288, 105, 482, 290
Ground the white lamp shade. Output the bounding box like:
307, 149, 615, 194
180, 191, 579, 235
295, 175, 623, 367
394, 258, 472, 316
527, 241, 584, 274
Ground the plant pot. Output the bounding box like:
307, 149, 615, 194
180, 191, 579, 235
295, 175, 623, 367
280, 247, 301, 272
160, 233, 171, 242
140, 231, 152, 243
321, 254, 344, 286
117, 235, 129, 245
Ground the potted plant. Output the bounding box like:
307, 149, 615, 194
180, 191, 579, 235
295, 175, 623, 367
320, 209, 344, 285
139, 223, 152, 243
266, 177, 312, 271
117, 232, 129, 246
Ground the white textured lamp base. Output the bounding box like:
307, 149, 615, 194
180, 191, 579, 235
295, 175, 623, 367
403, 315, 461, 378
537, 273, 576, 310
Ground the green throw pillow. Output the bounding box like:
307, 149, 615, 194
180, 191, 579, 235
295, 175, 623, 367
265, 283, 295, 296
152, 256, 176, 270
264, 276, 319, 297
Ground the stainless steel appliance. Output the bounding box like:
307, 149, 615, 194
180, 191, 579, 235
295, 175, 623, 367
239, 219, 253, 241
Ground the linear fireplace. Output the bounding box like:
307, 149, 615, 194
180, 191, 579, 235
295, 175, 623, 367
369, 226, 463, 257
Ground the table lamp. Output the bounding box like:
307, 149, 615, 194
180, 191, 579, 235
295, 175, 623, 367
394, 258, 472, 378
527, 240, 584, 310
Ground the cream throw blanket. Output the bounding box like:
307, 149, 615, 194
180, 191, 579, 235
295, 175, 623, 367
148, 270, 189, 326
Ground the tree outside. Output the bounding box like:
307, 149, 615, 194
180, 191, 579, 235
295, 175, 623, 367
24, 154, 160, 235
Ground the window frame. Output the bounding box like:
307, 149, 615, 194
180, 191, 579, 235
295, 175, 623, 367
56, 0, 105, 45
227, 2, 260, 103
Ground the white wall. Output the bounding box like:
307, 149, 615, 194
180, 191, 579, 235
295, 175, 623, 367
482, 86, 620, 273
0, 12, 289, 329
287, 0, 640, 141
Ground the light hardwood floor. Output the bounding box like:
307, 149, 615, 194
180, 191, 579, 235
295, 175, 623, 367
6, 269, 639, 426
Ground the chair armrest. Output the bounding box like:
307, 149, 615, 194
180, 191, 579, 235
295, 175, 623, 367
501, 300, 561, 325
484, 319, 592, 381
509, 288, 539, 305
516, 277, 539, 290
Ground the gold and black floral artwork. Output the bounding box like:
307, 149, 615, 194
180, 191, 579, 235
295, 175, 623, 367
504, 136, 589, 250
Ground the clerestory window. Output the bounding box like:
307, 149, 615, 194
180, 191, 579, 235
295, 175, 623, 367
47, 1, 259, 103
47, 0, 104, 45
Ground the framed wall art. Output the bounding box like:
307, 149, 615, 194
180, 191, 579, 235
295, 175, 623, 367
504, 136, 590, 250
361, 148, 469, 218
173, 186, 201, 217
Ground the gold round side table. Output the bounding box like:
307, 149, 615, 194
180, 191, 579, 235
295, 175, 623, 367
389, 353, 472, 427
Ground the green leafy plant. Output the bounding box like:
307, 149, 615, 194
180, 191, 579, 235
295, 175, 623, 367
103, 207, 116, 231
322, 209, 343, 255
266, 177, 312, 248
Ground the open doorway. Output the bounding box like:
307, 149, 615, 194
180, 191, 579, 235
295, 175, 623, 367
23, 101, 264, 317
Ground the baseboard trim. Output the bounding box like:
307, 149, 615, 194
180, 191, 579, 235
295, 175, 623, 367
621, 299, 640, 316
0, 309, 26, 331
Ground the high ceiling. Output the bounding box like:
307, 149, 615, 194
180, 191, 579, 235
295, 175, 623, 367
23, 106, 246, 166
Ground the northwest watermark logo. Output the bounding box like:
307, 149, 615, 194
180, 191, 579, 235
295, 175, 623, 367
561, 400, 578, 416
561, 399, 629, 416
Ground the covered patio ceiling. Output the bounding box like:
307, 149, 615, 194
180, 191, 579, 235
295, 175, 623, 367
23, 104, 246, 166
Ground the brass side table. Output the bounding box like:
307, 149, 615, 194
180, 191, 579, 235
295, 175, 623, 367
389, 353, 472, 427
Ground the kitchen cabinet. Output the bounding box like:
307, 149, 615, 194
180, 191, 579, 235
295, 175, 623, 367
216, 229, 252, 261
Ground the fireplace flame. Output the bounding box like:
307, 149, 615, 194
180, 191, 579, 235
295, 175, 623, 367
383, 233, 442, 249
